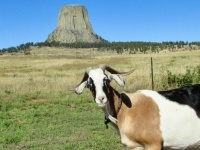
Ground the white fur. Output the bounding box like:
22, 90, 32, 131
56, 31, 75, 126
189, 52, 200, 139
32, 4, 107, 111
88, 68, 125, 108
108, 74, 125, 86
89, 69, 108, 107
140, 90, 200, 149
75, 81, 87, 94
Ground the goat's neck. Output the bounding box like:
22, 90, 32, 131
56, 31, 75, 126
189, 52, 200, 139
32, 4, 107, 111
103, 86, 121, 124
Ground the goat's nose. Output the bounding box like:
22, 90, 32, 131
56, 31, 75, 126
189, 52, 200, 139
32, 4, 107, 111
98, 96, 105, 101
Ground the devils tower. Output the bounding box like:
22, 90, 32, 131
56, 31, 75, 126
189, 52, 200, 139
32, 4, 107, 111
47, 5, 102, 43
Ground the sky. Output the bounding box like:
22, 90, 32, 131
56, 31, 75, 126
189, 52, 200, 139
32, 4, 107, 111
0, 0, 200, 49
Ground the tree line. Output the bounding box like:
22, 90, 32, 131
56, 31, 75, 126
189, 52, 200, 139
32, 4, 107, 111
1, 41, 200, 54
0, 42, 34, 54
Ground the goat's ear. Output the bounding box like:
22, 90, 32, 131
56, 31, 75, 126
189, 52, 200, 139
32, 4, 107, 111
108, 74, 125, 87
75, 81, 88, 94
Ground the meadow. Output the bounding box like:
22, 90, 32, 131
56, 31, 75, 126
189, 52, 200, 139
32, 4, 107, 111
0, 47, 199, 149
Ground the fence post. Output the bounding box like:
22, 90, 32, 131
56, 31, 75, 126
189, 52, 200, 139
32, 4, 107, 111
151, 57, 154, 90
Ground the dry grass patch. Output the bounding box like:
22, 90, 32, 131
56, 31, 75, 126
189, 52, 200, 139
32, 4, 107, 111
0, 48, 199, 93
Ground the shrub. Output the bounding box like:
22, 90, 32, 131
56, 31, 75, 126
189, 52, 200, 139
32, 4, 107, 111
165, 65, 200, 88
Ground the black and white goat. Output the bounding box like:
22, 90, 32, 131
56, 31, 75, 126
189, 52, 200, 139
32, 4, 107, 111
73, 64, 200, 150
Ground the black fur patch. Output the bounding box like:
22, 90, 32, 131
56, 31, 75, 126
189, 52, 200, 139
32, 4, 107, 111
87, 77, 96, 98
158, 84, 200, 117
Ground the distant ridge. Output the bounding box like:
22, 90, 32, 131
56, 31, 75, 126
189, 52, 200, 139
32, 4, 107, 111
46, 5, 102, 43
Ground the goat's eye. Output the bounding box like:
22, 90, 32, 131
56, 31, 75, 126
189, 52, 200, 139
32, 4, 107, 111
89, 83, 93, 87
87, 78, 94, 89
103, 78, 110, 85
87, 81, 92, 88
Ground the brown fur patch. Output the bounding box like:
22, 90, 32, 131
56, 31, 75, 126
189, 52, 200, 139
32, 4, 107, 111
118, 92, 163, 149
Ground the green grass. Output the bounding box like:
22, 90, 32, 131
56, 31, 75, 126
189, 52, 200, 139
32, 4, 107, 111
0, 91, 123, 149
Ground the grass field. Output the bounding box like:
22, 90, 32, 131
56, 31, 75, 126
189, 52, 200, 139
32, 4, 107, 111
0, 47, 200, 149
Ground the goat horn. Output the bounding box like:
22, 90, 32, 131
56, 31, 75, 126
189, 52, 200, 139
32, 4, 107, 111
99, 64, 135, 76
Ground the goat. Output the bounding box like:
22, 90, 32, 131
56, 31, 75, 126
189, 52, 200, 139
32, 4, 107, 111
73, 64, 200, 150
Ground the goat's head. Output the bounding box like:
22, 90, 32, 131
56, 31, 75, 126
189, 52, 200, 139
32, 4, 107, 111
74, 64, 134, 107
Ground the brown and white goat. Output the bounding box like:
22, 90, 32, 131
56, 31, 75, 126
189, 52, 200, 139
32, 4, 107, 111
73, 65, 200, 150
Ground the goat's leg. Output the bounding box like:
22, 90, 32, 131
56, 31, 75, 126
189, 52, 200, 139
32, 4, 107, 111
132, 147, 145, 150
145, 144, 163, 150
123, 146, 144, 150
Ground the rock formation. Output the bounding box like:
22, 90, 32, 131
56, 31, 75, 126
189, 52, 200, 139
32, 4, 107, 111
47, 5, 102, 43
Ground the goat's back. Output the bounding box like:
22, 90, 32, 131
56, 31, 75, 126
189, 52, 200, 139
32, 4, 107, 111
140, 90, 200, 149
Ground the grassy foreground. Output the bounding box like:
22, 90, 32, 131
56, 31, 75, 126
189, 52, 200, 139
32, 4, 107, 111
0, 47, 199, 149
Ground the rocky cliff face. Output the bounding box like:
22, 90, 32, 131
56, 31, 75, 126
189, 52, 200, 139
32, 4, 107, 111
47, 5, 102, 43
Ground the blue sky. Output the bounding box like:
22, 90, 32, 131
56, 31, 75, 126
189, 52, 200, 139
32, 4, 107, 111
0, 0, 200, 49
